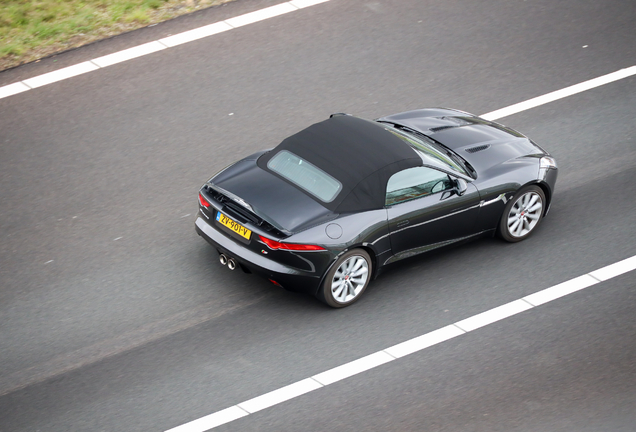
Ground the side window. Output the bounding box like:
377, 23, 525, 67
386, 167, 454, 206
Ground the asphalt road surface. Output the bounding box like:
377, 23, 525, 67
1, 0, 635, 430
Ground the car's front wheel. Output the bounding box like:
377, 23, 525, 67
499, 185, 546, 242
321, 249, 372, 308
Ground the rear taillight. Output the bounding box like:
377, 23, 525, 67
198, 193, 210, 208
259, 235, 325, 251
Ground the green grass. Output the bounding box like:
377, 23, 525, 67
0, 0, 231, 71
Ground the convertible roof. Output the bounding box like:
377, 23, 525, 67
257, 115, 422, 213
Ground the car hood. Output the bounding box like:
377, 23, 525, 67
378, 109, 546, 173
211, 157, 335, 234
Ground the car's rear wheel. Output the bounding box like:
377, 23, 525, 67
499, 185, 545, 242
322, 249, 372, 308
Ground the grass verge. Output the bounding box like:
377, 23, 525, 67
0, 0, 234, 72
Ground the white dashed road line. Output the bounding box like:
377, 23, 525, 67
0, 0, 330, 100
166, 255, 636, 432
481, 65, 636, 120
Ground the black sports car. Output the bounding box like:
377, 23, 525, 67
195, 108, 558, 307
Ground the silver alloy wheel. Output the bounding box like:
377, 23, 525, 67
507, 191, 543, 238
331, 255, 369, 303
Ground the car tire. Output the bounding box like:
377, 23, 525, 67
321, 249, 372, 308
499, 185, 546, 242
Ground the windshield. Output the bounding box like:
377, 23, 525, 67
380, 123, 469, 176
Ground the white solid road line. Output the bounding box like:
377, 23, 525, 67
312, 351, 395, 386
0, 0, 330, 100
91, 41, 167, 68
481, 65, 636, 120
225, 2, 298, 28
159, 22, 233, 47
454, 299, 533, 332
237, 378, 323, 413
384, 325, 465, 359
523, 274, 598, 307
0, 82, 31, 99
589, 255, 636, 281
167, 406, 248, 432
165, 254, 636, 432
22, 61, 99, 89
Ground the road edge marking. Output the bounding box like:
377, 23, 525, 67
454, 299, 533, 332
164, 254, 636, 431
312, 351, 395, 386
92, 41, 167, 68
237, 378, 323, 414
22, 61, 100, 88
164, 406, 249, 432
0, 0, 331, 99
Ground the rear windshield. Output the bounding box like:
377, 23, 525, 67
267, 150, 342, 203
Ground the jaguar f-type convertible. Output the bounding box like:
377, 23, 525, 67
195, 108, 558, 307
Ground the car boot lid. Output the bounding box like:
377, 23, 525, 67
211, 158, 335, 234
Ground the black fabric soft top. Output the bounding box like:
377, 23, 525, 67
257, 115, 422, 213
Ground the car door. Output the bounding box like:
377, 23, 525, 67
386, 166, 481, 262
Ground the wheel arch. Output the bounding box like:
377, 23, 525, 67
528, 180, 552, 216
359, 244, 379, 280
313, 244, 379, 299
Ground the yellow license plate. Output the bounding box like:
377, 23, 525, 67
216, 212, 251, 240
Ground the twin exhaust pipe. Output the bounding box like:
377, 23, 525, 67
219, 254, 237, 270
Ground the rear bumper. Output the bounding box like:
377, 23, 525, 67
195, 217, 323, 294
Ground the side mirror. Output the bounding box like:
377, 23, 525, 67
455, 178, 468, 196
441, 177, 469, 200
